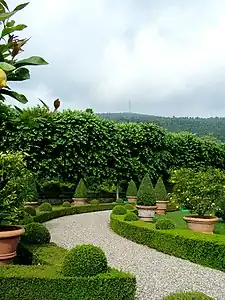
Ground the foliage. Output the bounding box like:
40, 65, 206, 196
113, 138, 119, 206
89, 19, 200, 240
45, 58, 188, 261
163, 291, 213, 300
155, 218, 175, 230
18, 211, 33, 225
116, 198, 124, 204
169, 168, 225, 216
126, 180, 137, 197
124, 211, 139, 221
21, 222, 51, 245
110, 213, 225, 271
155, 177, 168, 201
62, 244, 108, 277
112, 205, 127, 215
74, 178, 87, 198
39, 202, 52, 212
24, 206, 36, 216
137, 173, 156, 206
124, 204, 135, 210
62, 201, 71, 208
90, 199, 100, 205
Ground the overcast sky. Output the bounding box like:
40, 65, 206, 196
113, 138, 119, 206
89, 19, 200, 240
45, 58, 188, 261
6, 0, 225, 116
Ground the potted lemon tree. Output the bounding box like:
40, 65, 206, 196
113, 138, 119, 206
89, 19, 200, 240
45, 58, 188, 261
72, 178, 88, 205
126, 180, 137, 204
155, 177, 169, 214
136, 173, 157, 222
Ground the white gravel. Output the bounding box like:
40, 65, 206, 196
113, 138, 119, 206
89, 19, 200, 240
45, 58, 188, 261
45, 211, 225, 300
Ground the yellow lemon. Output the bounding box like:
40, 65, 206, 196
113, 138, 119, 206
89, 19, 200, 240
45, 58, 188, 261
0, 69, 7, 88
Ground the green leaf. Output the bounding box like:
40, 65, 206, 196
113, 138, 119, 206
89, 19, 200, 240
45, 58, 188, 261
2, 24, 27, 37
0, 0, 9, 10
6, 20, 15, 27
38, 98, 50, 110
0, 62, 15, 71
0, 2, 29, 21
0, 89, 28, 104
7, 67, 30, 81
14, 105, 23, 113
15, 56, 49, 68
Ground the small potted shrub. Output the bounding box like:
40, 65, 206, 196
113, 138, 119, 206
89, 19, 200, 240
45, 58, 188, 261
126, 180, 137, 204
136, 173, 157, 222
155, 177, 169, 214
72, 178, 88, 205
169, 167, 223, 234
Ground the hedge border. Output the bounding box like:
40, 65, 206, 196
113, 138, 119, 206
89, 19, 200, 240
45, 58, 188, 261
110, 214, 225, 271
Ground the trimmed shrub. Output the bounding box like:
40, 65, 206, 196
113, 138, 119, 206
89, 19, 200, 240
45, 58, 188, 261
131, 208, 138, 215
62, 201, 71, 208
155, 218, 175, 230
124, 211, 139, 222
39, 202, 52, 212
25, 206, 36, 216
116, 198, 124, 204
21, 223, 51, 245
126, 180, 137, 197
19, 212, 33, 225
112, 205, 127, 215
74, 178, 87, 198
155, 177, 168, 201
137, 173, 156, 206
163, 291, 213, 299
90, 199, 100, 205
62, 244, 108, 277
124, 204, 135, 210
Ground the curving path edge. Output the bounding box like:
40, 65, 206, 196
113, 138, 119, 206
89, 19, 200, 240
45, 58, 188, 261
45, 211, 225, 300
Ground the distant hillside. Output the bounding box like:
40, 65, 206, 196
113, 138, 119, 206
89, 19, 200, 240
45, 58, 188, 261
99, 112, 225, 141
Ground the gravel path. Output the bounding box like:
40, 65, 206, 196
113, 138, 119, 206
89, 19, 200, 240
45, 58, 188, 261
45, 211, 225, 300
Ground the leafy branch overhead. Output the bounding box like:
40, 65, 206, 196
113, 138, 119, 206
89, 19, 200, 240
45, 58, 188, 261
0, 1, 48, 103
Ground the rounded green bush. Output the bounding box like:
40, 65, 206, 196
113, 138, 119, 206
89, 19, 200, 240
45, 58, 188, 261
112, 205, 126, 215
124, 204, 135, 210
116, 198, 124, 204
24, 206, 36, 216
131, 208, 138, 215
155, 218, 175, 230
62, 244, 108, 277
39, 202, 52, 212
90, 199, 100, 205
124, 211, 139, 221
62, 201, 71, 208
20, 212, 33, 225
21, 222, 51, 245
163, 291, 213, 299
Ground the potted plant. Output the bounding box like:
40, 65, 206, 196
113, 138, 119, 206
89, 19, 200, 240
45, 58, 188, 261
72, 178, 88, 205
126, 180, 137, 203
0, 152, 33, 264
155, 177, 169, 214
136, 173, 157, 222
169, 167, 224, 234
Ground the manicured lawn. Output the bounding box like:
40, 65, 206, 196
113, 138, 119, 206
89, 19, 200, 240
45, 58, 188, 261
157, 211, 225, 235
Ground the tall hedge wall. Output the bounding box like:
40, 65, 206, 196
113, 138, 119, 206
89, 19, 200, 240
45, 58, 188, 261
1, 104, 225, 185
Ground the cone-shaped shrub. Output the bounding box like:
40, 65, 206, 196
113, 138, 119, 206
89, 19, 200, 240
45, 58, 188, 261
74, 178, 87, 198
137, 173, 156, 206
155, 177, 168, 201
126, 180, 137, 197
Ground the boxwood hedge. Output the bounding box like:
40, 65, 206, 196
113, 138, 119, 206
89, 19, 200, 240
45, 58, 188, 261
110, 214, 225, 271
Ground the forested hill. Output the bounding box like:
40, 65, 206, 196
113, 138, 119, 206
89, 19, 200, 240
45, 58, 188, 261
99, 113, 225, 141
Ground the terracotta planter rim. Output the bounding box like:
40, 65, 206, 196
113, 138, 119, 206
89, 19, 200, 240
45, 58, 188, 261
127, 195, 137, 198
156, 200, 169, 204
0, 225, 24, 239
136, 205, 157, 209
72, 198, 87, 200
183, 215, 218, 223
25, 202, 39, 205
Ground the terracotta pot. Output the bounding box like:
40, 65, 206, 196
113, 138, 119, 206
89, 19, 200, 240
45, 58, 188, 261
183, 215, 218, 234
127, 196, 137, 204
136, 205, 157, 222
72, 198, 87, 205
24, 201, 39, 206
0, 226, 24, 265
156, 201, 169, 215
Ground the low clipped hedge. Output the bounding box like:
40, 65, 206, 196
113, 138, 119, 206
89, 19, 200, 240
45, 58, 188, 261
163, 291, 213, 299
110, 214, 225, 271
34, 203, 116, 223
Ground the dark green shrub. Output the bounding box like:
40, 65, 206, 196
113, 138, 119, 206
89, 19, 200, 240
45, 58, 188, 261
155, 218, 175, 230
112, 205, 127, 215
137, 173, 156, 206
90, 199, 100, 205
21, 222, 51, 245
131, 208, 138, 215
62, 244, 108, 277
25, 206, 36, 216
19, 212, 33, 225
126, 180, 137, 197
155, 177, 168, 201
124, 211, 139, 221
124, 204, 135, 210
39, 202, 52, 212
116, 198, 124, 204
163, 291, 213, 299
62, 201, 71, 208
74, 179, 87, 198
